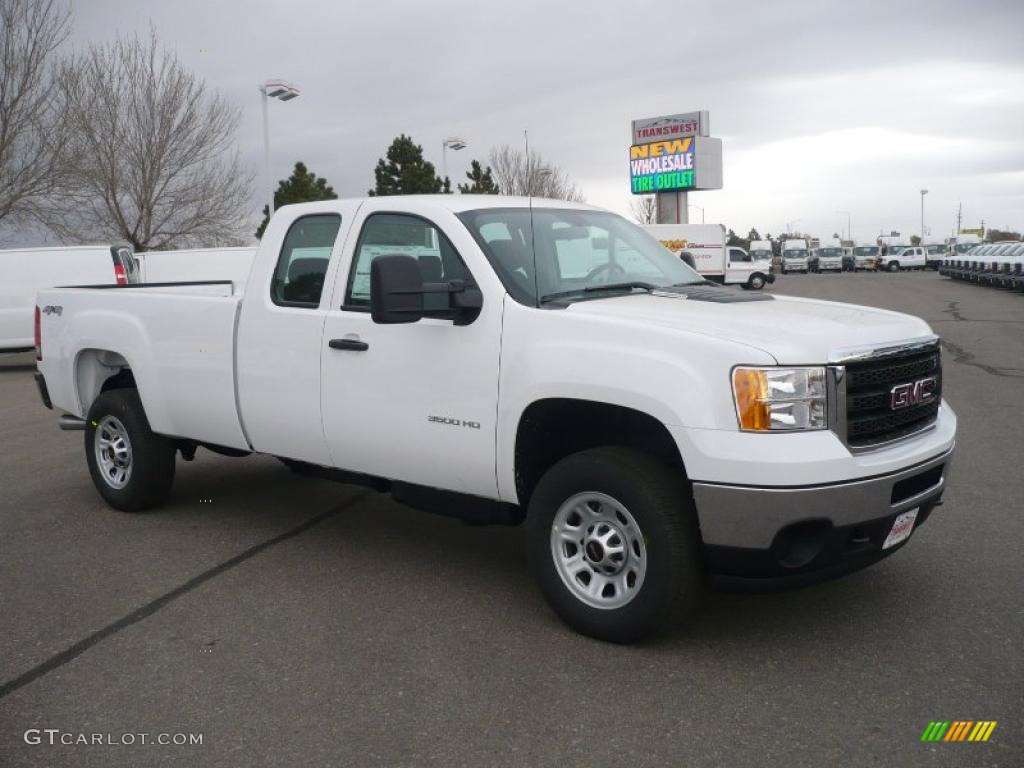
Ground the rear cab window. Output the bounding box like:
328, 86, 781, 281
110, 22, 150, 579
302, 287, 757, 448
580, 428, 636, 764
271, 214, 342, 308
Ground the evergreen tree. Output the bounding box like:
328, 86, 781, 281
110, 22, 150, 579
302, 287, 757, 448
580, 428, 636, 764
457, 160, 500, 194
255, 162, 337, 238
369, 134, 446, 196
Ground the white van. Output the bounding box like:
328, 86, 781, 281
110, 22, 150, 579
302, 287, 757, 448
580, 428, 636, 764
0, 245, 138, 352
643, 224, 774, 289
135, 247, 257, 288
781, 238, 810, 274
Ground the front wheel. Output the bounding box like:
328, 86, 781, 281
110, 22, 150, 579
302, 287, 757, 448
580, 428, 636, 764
888, 261, 900, 272
748, 273, 766, 290
527, 447, 702, 643
85, 389, 176, 512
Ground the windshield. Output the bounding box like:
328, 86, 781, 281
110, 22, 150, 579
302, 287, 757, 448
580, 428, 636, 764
458, 207, 704, 305
927, 245, 946, 254
820, 248, 842, 257
853, 247, 878, 256
749, 249, 772, 259
955, 243, 975, 253
784, 249, 808, 258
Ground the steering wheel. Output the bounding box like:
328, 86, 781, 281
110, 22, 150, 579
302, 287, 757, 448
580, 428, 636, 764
584, 262, 626, 283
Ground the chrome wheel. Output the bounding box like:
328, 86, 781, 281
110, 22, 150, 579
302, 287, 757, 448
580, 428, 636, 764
550, 492, 647, 610
94, 415, 133, 489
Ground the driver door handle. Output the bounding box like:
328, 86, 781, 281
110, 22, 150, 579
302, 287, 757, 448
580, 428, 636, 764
329, 338, 369, 352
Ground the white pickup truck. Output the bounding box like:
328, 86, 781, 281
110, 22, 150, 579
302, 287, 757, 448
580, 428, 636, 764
34, 196, 956, 642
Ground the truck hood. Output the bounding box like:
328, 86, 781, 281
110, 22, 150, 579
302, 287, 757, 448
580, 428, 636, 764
564, 291, 934, 364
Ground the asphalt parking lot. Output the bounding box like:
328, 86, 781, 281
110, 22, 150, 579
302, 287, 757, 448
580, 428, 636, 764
0, 271, 1021, 767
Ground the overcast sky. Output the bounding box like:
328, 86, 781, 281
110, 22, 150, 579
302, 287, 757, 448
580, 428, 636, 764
67, 0, 1024, 244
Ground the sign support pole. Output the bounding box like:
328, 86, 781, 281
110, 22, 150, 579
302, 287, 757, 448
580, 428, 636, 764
656, 191, 688, 224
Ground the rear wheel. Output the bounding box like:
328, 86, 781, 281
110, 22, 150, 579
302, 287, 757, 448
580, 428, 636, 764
888, 261, 900, 272
85, 389, 175, 512
527, 447, 702, 643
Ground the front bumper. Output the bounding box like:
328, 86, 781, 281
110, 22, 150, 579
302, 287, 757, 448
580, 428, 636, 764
692, 444, 953, 588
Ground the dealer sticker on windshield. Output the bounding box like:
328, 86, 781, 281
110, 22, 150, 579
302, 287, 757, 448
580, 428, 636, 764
883, 508, 919, 549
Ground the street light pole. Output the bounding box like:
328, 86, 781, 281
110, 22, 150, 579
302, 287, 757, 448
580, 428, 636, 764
258, 80, 300, 217
920, 189, 928, 242
442, 137, 467, 187
836, 210, 851, 241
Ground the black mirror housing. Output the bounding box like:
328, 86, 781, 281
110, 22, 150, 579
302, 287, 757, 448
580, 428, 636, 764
370, 255, 424, 324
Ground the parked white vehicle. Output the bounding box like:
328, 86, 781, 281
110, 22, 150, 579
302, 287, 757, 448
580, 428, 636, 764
923, 243, 948, 270
781, 238, 810, 273
0, 245, 138, 352
852, 244, 880, 271
35, 196, 956, 642
884, 246, 927, 272
949, 233, 982, 257
817, 241, 844, 272
136, 247, 257, 287
749, 239, 774, 267
644, 224, 774, 289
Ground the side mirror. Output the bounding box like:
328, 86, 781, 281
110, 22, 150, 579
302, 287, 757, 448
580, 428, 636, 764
370, 255, 424, 324
370, 254, 483, 326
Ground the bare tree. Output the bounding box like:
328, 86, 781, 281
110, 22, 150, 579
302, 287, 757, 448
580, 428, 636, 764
45, 31, 252, 249
0, 0, 72, 228
487, 144, 585, 202
630, 195, 656, 224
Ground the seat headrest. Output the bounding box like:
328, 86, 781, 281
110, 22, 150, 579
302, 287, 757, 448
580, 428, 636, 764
288, 257, 328, 283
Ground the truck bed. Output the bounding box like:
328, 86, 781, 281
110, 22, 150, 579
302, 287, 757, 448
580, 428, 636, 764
36, 282, 250, 451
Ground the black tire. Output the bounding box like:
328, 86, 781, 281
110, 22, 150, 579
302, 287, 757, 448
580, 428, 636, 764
888, 261, 900, 272
85, 389, 175, 512
526, 447, 702, 643
748, 273, 766, 290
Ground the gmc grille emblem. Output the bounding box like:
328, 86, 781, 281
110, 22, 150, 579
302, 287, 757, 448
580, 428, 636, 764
890, 377, 937, 410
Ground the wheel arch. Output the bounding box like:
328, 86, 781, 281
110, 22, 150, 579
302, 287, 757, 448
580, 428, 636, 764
75, 348, 136, 415
512, 398, 687, 509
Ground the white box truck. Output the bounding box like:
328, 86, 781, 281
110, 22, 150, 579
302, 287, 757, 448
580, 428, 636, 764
817, 239, 844, 272
644, 224, 774, 290
781, 238, 810, 274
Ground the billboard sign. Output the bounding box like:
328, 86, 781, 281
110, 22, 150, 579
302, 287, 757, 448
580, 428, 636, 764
629, 139, 694, 193
629, 137, 722, 195
631, 111, 709, 144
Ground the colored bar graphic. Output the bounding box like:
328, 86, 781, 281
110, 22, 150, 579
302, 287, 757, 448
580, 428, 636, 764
945, 721, 972, 741
921, 721, 996, 742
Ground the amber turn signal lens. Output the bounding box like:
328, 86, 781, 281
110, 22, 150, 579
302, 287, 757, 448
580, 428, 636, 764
733, 368, 770, 431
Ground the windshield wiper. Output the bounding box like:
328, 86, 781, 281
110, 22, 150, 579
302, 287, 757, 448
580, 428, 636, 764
540, 282, 659, 304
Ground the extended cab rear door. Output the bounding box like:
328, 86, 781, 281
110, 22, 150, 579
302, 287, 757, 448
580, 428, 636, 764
319, 200, 502, 498
236, 201, 362, 464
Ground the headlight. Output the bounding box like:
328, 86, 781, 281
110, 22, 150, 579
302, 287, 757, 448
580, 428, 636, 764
732, 367, 827, 431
